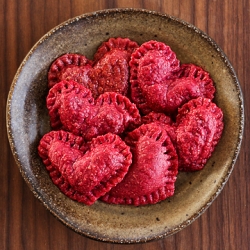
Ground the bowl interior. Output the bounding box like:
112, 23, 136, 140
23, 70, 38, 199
6, 8, 244, 243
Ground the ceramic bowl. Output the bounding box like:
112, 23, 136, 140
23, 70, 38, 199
6, 8, 244, 243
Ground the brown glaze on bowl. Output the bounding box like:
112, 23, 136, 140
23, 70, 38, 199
6, 8, 244, 243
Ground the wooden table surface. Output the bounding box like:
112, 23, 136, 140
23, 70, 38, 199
1, 1, 249, 249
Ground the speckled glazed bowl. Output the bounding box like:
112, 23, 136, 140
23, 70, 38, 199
6, 8, 244, 243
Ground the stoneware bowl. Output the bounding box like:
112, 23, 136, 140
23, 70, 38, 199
6, 8, 244, 243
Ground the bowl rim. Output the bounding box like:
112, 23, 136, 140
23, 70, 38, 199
6, 8, 244, 244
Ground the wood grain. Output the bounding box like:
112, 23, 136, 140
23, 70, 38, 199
1, 0, 249, 249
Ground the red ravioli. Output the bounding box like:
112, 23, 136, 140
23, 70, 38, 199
93, 37, 139, 63
129, 41, 215, 114
47, 80, 141, 140
48, 53, 93, 89
88, 49, 129, 98
129, 40, 180, 114
38, 130, 132, 205
101, 123, 178, 206
175, 97, 224, 171
48, 49, 129, 98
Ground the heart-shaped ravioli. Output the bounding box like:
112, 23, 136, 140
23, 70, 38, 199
48, 37, 138, 98
101, 123, 178, 206
129, 41, 215, 114
38, 130, 132, 205
175, 97, 224, 171
46, 80, 141, 140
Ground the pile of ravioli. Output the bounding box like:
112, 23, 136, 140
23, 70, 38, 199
38, 38, 224, 206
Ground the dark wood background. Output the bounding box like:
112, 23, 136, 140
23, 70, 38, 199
1, 1, 249, 249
